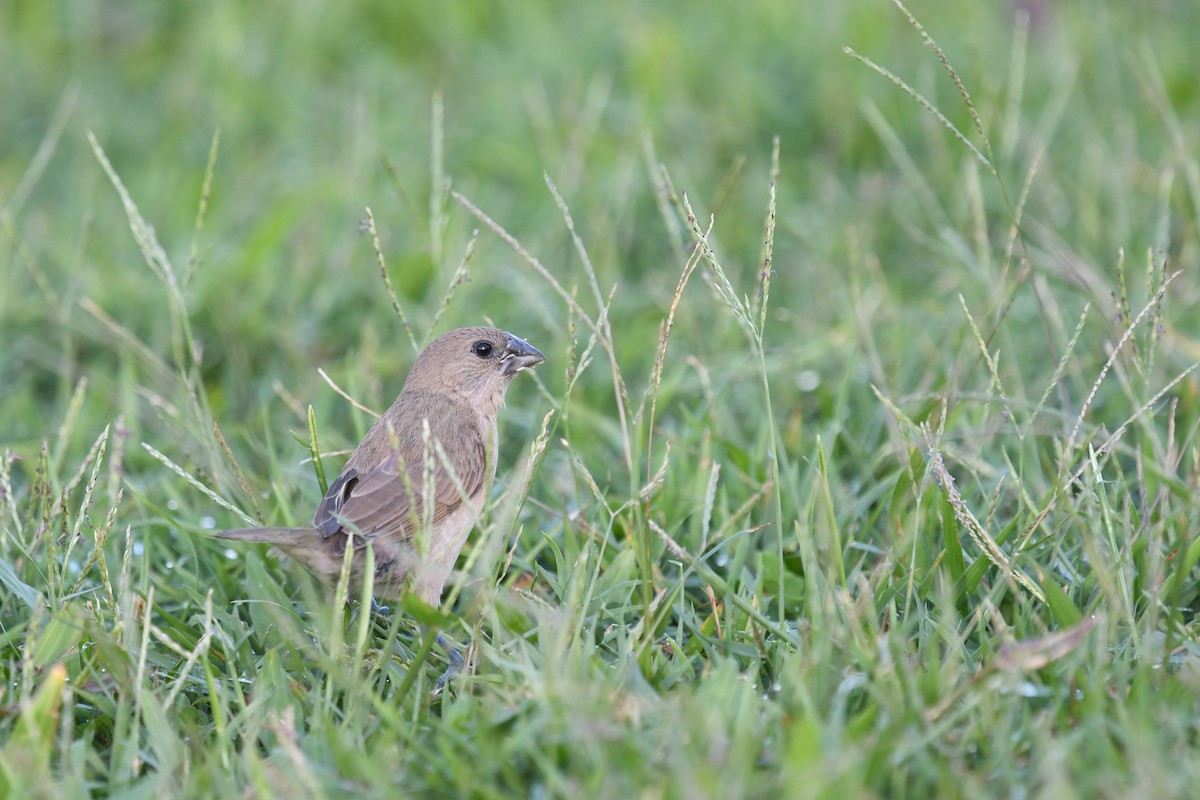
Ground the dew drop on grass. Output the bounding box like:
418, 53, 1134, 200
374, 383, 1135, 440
715, 552, 729, 567
133, 540, 144, 556
167, 499, 179, 511
200, 516, 216, 530
796, 370, 820, 392
224, 549, 238, 560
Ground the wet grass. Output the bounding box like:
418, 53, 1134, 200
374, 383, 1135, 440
3, 1, 1200, 796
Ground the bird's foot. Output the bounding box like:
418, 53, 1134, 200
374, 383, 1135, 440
370, 597, 391, 617
433, 633, 467, 690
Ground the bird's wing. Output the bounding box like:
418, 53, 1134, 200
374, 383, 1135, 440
313, 467, 360, 536
313, 396, 487, 544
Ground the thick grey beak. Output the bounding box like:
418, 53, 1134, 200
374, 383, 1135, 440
500, 333, 545, 376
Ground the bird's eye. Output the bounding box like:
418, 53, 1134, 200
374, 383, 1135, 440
472, 341, 493, 358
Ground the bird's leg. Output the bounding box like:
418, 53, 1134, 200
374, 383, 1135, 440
433, 632, 466, 689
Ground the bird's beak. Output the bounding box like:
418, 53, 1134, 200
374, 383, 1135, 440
500, 333, 545, 376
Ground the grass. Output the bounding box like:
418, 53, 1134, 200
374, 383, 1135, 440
3, 0, 1200, 796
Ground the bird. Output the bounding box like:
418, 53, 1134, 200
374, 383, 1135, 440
215, 326, 544, 679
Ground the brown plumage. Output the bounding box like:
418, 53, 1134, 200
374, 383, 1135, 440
216, 326, 544, 605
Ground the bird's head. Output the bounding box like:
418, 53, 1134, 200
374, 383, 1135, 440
404, 326, 544, 413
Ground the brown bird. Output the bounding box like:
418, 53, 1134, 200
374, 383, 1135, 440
217, 326, 544, 615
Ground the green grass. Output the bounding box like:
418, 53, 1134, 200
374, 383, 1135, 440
4, 0, 1200, 796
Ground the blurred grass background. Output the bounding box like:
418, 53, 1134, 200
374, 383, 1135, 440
3, 0, 1200, 796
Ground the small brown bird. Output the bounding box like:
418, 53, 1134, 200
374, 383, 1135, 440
217, 327, 544, 611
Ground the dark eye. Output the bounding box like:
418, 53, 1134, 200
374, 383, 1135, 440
472, 341, 493, 358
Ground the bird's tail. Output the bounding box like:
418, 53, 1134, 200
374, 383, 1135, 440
214, 526, 349, 583
214, 526, 323, 547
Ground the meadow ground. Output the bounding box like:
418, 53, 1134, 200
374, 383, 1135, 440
3, 1, 1200, 797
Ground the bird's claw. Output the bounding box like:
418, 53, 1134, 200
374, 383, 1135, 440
433, 633, 466, 690
370, 598, 391, 617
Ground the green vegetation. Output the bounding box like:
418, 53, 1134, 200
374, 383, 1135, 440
3, 0, 1200, 796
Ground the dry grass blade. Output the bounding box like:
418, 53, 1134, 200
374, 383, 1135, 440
994, 616, 1097, 671
496, 408, 557, 585
68, 488, 122, 605
425, 228, 478, 344
1066, 269, 1181, 457
701, 461, 720, 550
1130, 42, 1200, 233
959, 294, 1015, 427
61, 425, 110, 513
1023, 303, 1089, 439
212, 422, 264, 525
642, 139, 685, 263
6, 82, 78, 214
0, 450, 22, 542
141, 442, 257, 527
545, 173, 632, 475
679, 193, 753, 334
87, 132, 194, 375
639, 441, 670, 501
430, 90, 447, 268
381, 152, 422, 227
1002, 146, 1045, 275
362, 207, 419, 354
563, 439, 611, 514
892, 0, 991, 155
648, 519, 800, 648
645, 228, 705, 466
844, 48, 992, 171
62, 426, 110, 587
51, 377, 88, 472
187, 128, 220, 285
1001, 9, 1029, 158
317, 368, 382, 418
707, 479, 774, 546
922, 425, 1045, 603
450, 190, 601, 339
162, 591, 215, 708
757, 136, 779, 334
79, 297, 173, 385
1, 209, 62, 309
1067, 360, 1200, 487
